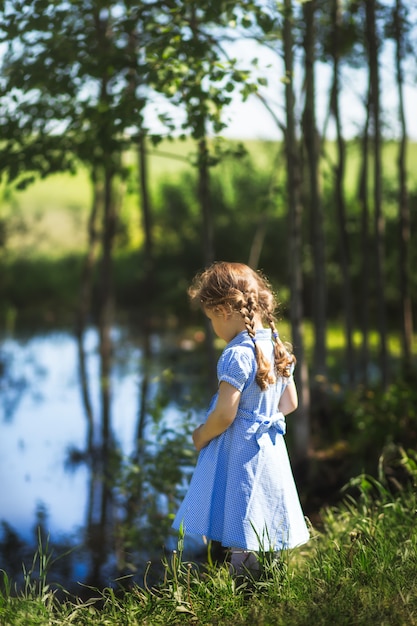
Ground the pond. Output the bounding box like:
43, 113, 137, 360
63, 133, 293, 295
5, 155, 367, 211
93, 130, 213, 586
0, 322, 211, 594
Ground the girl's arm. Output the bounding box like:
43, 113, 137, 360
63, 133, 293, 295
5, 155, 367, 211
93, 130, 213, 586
278, 378, 298, 416
192, 381, 241, 451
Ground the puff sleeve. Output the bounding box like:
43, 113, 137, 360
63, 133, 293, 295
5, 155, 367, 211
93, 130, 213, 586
217, 346, 254, 392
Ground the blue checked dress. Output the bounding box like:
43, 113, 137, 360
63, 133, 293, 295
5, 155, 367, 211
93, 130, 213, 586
172, 329, 310, 551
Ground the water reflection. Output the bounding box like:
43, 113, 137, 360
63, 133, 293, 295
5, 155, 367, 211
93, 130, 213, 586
0, 323, 208, 593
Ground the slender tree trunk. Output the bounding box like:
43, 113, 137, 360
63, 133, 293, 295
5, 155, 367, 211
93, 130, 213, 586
282, 0, 310, 464
138, 133, 154, 288
248, 212, 268, 270
93, 6, 117, 458
75, 169, 101, 451
85, 461, 110, 587
135, 132, 154, 458
302, 0, 326, 380
83, 10, 116, 584
330, 0, 355, 386
394, 0, 413, 372
126, 326, 151, 520
198, 136, 214, 266
99, 165, 116, 458
197, 135, 217, 389
248, 148, 284, 270
188, 4, 217, 391
358, 92, 371, 385
366, 0, 388, 387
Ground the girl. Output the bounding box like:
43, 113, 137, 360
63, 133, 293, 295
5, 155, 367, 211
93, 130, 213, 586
172, 262, 309, 574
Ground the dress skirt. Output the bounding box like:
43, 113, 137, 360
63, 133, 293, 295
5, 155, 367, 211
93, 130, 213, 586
172, 407, 310, 552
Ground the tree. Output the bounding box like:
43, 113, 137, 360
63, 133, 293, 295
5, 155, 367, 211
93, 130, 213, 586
388, 0, 414, 373
148, 1, 256, 264
324, 0, 357, 385
148, 0, 261, 387
358, 89, 371, 383
0, 0, 155, 457
301, 0, 327, 381
282, 0, 310, 463
365, 0, 388, 388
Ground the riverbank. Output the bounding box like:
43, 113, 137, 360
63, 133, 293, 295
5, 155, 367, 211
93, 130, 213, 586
1, 461, 416, 625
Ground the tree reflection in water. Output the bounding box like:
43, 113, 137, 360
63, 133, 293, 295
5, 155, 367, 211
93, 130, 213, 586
0, 323, 208, 595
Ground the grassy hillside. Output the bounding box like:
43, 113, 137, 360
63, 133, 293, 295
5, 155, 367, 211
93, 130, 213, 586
4, 138, 416, 259
1, 459, 417, 625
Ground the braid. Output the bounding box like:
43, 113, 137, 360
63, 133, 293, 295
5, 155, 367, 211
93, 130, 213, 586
240, 292, 257, 341
188, 261, 295, 391
240, 292, 275, 390
265, 311, 296, 378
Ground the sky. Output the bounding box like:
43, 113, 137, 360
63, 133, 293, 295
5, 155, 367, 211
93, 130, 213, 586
219, 38, 417, 142
146, 36, 417, 142
2, 8, 415, 144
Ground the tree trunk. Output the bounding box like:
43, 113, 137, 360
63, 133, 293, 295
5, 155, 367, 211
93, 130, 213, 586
358, 91, 371, 385
138, 133, 154, 290
282, 0, 310, 464
128, 132, 153, 527
197, 135, 217, 389
330, 0, 355, 386
366, 0, 388, 387
248, 212, 268, 270
248, 149, 284, 270
99, 165, 116, 458
198, 136, 214, 266
135, 132, 155, 457
302, 0, 327, 380
393, 0, 413, 372
85, 458, 111, 587
93, 6, 117, 457
75, 169, 101, 451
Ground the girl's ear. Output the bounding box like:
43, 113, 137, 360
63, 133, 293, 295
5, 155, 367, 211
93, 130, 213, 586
217, 306, 231, 320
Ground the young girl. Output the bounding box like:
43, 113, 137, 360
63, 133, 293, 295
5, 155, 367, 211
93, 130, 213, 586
172, 262, 309, 573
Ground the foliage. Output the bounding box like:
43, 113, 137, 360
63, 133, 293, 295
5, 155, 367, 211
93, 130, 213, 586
0, 0, 416, 382
0, 0, 263, 186
1, 452, 417, 625
4, 139, 417, 325
0, 0, 152, 183
342, 377, 417, 463
112, 416, 198, 571
146, 2, 259, 141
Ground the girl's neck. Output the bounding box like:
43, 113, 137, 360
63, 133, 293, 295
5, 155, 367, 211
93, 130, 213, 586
229, 312, 263, 337
205, 308, 264, 344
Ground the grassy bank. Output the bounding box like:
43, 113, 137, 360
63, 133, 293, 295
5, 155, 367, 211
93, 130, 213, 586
1, 138, 417, 324
1, 456, 416, 625
3, 138, 417, 257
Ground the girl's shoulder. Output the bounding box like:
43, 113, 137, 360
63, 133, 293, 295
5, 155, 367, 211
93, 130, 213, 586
220, 341, 254, 365
221, 335, 255, 361
218, 340, 256, 391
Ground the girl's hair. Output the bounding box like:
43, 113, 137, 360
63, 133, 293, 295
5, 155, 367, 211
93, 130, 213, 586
188, 261, 295, 390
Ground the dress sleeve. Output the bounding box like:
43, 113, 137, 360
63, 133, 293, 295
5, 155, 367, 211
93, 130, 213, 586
217, 346, 253, 392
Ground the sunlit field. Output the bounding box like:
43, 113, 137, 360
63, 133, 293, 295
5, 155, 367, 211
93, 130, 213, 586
4, 139, 417, 258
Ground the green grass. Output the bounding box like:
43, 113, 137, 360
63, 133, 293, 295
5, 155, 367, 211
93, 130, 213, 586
321, 139, 417, 201
2, 168, 92, 257
4, 138, 417, 260
2, 137, 417, 324
1, 453, 417, 625
0, 138, 255, 256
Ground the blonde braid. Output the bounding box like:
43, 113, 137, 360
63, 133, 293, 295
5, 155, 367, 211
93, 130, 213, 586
265, 311, 296, 378
188, 261, 293, 391
240, 292, 257, 341
240, 292, 275, 390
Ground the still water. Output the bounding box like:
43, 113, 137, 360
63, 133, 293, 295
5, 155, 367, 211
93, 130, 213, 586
0, 323, 208, 592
